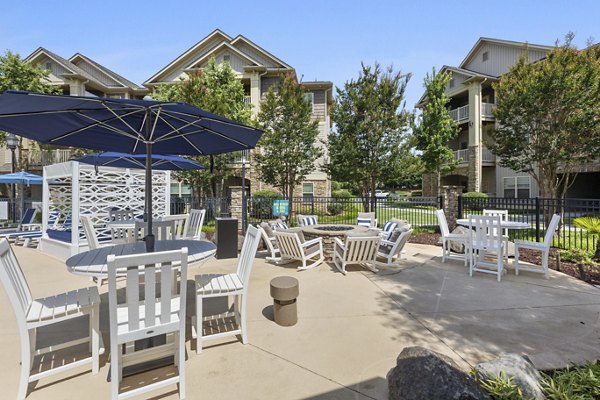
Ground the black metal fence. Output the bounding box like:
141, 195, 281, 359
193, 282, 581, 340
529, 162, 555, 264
0, 198, 39, 225
170, 196, 231, 224
459, 196, 600, 252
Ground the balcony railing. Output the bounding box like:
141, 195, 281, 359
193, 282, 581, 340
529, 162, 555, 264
448, 102, 495, 122
453, 147, 496, 164
27, 149, 73, 166
228, 149, 251, 165
244, 96, 251, 105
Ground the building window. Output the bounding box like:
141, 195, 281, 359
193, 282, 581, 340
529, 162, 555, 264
503, 176, 530, 198
449, 78, 455, 89
223, 54, 230, 62
45, 62, 52, 70
302, 182, 314, 201
304, 92, 314, 113
482, 51, 489, 62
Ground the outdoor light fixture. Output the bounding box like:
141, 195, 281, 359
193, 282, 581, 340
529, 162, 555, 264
6, 133, 18, 222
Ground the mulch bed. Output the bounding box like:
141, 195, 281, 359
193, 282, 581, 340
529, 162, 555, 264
409, 233, 600, 286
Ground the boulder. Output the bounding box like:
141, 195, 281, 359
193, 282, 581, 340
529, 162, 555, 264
450, 226, 470, 253
387, 346, 490, 400
475, 353, 544, 400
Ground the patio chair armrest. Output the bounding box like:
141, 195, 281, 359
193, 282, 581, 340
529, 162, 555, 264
380, 239, 394, 247
333, 237, 345, 250
302, 237, 323, 248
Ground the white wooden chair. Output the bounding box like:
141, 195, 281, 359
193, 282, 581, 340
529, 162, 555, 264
258, 223, 280, 261
162, 213, 188, 239
107, 247, 188, 400
296, 214, 318, 227
109, 209, 136, 244
469, 215, 505, 282
274, 229, 324, 270
483, 209, 510, 259
134, 220, 175, 241
356, 212, 377, 228
182, 208, 206, 240
436, 209, 470, 266
514, 213, 561, 279
377, 228, 413, 267
193, 225, 262, 354
333, 235, 381, 275
0, 238, 102, 400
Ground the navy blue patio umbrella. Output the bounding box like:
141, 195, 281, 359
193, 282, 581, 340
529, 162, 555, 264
0, 90, 263, 251
74, 152, 205, 171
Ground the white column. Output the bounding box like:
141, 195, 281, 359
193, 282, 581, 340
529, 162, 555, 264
250, 72, 260, 115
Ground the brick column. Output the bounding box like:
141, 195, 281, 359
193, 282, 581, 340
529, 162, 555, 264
230, 186, 243, 232
442, 185, 463, 231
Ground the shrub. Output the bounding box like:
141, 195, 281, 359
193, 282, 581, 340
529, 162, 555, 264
462, 191, 488, 212
327, 202, 343, 215
251, 189, 282, 219
478, 372, 523, 400
541, 361, 600, 399
331, 189, 352, 199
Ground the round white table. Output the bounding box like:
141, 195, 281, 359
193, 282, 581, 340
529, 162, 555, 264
456, 218, 530, 230
66, 239, 216, 279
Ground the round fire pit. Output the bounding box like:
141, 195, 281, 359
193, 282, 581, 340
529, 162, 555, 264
301, 224, 373, 259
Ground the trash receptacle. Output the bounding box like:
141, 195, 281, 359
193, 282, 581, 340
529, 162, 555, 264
215, 217, 238, 259
270, 276, 299, 326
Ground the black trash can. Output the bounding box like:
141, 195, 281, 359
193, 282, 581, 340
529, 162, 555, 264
215, 217, 238, 259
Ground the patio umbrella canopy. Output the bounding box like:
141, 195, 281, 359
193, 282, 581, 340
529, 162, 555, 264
0, 90, 263, 250
74, 152, 205, 171
0, 171, 43, 221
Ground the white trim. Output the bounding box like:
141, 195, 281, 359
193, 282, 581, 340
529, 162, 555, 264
230, 35, 293, 69
184, 42, 262, 70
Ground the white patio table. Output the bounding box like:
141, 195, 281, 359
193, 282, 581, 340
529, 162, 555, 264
66, 239, 216, 279
456, 218, 530, 230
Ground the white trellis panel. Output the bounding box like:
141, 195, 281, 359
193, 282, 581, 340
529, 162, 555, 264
39, 161, 171, 260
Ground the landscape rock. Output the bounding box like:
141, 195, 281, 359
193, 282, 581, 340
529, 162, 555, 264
436, 226, 471, 253
476, 353, 545, 400
387, 346, 490, 400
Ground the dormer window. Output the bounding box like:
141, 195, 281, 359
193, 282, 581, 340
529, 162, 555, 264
482, 51, 489, 62
449, 78, 455, 89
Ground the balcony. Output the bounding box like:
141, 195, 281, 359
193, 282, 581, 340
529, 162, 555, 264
244, 96, 251, 106
453, 147, 496, 164
227, 149, 251, 165
27, 149, 73, 167
448, 102, 495, 122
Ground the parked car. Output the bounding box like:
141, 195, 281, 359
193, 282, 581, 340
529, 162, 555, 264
375, 190, 389, 198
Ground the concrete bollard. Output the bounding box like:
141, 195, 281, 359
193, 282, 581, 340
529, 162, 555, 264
270, 276, 299, 326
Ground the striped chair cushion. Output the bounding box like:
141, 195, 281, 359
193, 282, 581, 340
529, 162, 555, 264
383, 221, 398, 239
303, 216, 317, 226
276, 221, 289, 230
356, 218, 372, 227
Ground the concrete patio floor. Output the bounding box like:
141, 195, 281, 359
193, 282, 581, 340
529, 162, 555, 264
1, 242, 599, 399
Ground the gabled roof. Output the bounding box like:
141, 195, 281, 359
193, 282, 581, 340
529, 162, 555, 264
230, 34, 293, 70
25, 47, 96, 82
184, 42, 262, 70
144, 29, 294, 87
459, 37, 554, 69
69, 53, 144, 90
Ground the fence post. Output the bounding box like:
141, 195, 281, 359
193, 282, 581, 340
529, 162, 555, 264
457, 195, 463, 219
230, 186, 243, 232
535, 196, 540, 242
441, 186, 463, 231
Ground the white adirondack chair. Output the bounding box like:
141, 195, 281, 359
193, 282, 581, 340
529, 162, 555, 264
274, 230, 324, 270
162, 213, 188, 239
109, 208, 135, 244
182, 209, 206, 240
193, 225, 262, 354
356, 212, 377, 228
0, 239, 102, 400
107, 247, 188, 400
333, 235, 381, 275
514, 213, 561, 279
134, 220, 175, 241
377, 229, 413, 267
436, 209, 470, 266
296, 214, 318, 227
258, 223, 280, 261
469, 215, 505, 282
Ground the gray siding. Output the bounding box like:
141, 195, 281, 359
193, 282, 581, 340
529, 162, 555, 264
261, 76, 280, 97
495, 165, 539, 197
163, 37, 224, 82
310, 90, 327, 121
464, 43, 549, 77
446, 72, 469, 93
40, 56, 71, 79
200, 51, 248, 74
73, 60, 121, 87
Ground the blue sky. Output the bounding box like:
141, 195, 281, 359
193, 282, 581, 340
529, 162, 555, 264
1, 0, 598, 108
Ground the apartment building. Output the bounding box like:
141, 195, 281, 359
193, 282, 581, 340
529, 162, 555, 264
144, 29, 333, 198
418, 38, 554, 198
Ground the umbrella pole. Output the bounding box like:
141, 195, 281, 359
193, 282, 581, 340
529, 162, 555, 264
145, 109, 155, 252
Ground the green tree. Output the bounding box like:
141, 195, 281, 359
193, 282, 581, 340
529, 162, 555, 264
255, 73, 321, 215
0, 50, 60, 148
411, 68, 459, 196
152, 57, 252, 197
327, 63, 412, 211
490, 34, 600, 199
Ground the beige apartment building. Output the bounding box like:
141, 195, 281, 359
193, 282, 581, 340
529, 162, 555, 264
144, 29, 333, 199
418, 37, 600, 199
2, 30, 332, 200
